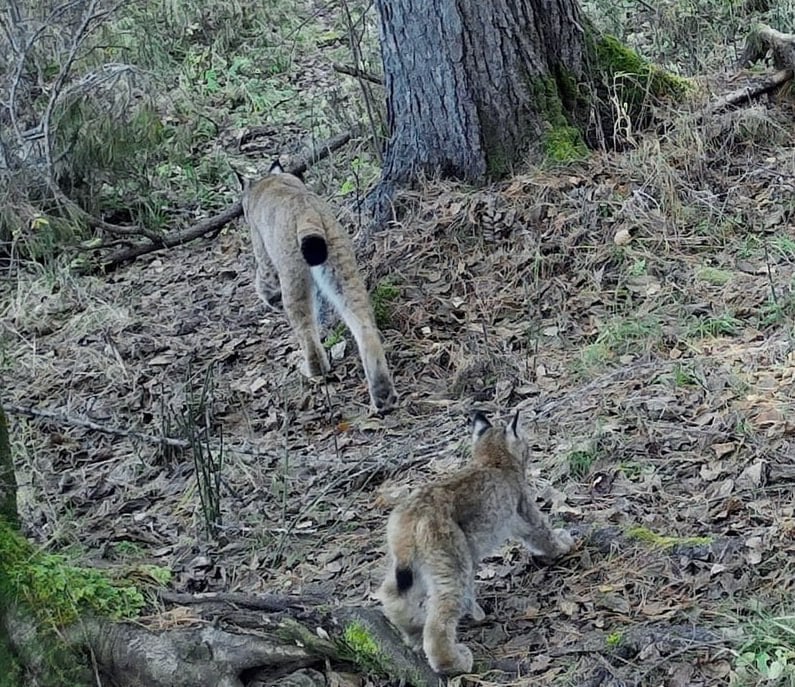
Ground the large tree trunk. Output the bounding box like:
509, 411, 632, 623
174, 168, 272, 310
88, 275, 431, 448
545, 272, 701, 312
0, 406, 18, 526
374, 0, 585, 192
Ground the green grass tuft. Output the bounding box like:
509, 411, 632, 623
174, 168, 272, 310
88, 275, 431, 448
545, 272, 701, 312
625, 525, 712, 549
371, 279, 400, 329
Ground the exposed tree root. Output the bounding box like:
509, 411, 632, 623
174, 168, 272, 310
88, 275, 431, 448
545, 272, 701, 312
2, 594, 441, 687
739, 24, 795, 72
708, 68, 793, 114
706, 24, 795, 115
3, 521, 749, 687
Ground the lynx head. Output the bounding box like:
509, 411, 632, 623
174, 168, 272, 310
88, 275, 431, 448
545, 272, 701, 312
470, 410, 528, 470
269, 159, 305, 184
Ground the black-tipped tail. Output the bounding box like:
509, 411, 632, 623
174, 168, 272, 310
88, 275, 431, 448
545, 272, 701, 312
395, 567, 413, 594
301, 235, 328, 266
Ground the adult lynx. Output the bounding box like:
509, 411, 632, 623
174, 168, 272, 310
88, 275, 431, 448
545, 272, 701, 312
376, 411, 574, 674
241, 161, 397, 413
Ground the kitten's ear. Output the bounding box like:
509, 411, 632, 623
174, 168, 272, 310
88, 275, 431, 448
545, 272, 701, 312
508, 410, 521, 437
471, 412, 492, 441
269, 159, 285, 174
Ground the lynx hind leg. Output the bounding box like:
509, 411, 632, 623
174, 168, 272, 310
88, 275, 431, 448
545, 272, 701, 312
254, 263, 282, 309
280, 273, 330, 379
465, 592, 485, 622
377, 572, 426, 651
422, 546, 476, 674
423, 592, 474, 675
313, 264, 396, 413
516, 495, 575, 559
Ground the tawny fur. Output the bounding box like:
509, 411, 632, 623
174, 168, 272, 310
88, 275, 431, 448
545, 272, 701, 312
376, 411, 574, 675
241, 163, 397, 413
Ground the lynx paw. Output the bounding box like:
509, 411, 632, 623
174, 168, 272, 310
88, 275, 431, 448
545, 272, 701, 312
469, 602, 486, 622
553, 528, 575, 555
369, 374, 397, 414
428, 644, 473, 675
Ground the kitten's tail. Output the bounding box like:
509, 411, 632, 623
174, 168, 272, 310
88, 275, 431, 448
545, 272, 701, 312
395, 566, 413, 593
392, 527, 415, 594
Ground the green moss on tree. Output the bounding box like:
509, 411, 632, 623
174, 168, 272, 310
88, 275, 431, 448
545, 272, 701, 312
544, 125, 589, 162
527, 74, 589, 162
0, 517, 147, 686
593, 35, 691, 109
0, 407, 18, 527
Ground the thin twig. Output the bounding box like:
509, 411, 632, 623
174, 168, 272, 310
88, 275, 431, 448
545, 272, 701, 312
332, 62, 383, 85
3, 402, 192, 449
339, 0, 383, 163
3, 400, 279, 462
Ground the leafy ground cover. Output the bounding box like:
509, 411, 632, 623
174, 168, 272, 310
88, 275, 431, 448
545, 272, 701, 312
2, 0, 795, 685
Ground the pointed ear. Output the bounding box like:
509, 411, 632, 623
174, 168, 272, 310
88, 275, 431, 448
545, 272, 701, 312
471, 411, 491, 441
269, 159, 284, 174
508, 410, 521, 437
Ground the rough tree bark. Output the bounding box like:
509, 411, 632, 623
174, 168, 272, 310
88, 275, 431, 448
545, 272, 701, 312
372, 0, 585, 207
0, 407, 18, 526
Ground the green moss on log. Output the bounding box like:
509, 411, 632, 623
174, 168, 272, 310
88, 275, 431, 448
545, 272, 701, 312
593, 35, 692, 109
0, 518, 145, 626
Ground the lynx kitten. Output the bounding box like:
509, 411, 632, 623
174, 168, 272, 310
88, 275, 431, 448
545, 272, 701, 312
241, 161, 397, 413
376, 411, 574, 674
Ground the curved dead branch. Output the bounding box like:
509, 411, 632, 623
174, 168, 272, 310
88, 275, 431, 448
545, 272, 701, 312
99, 128, 358, 273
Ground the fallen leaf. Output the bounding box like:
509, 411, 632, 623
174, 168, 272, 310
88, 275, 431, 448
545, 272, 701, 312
596, 592, 630, 614
745, 536, 764, 565
613, 228, 632, 245
711, 442, 736, 458
559, 599, 578, 617
737, 461, 766, 489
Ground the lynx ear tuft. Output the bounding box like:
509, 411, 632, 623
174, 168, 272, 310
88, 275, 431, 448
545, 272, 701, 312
471, 412, 491, 441
269, 159, 285, 174
508, 410, 521, 437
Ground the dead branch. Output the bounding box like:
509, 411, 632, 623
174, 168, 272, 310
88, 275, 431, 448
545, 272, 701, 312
332, 62, 383, 85
238, 125, 278, 148
99, 128, 358, 272
3, 401, 193, 449
696, 24, 795, 119
99, 200, 244, 273
159, 590, 331, 612
738, 23, 795, 70
707, 68, 793, 114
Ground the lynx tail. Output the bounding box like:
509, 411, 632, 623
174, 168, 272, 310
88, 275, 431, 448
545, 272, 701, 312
299, 233, 328, 265
395, 567, 413, 593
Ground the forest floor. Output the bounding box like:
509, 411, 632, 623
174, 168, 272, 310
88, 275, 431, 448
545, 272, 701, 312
5, 89, 795, 685
3, 5, 795, 687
